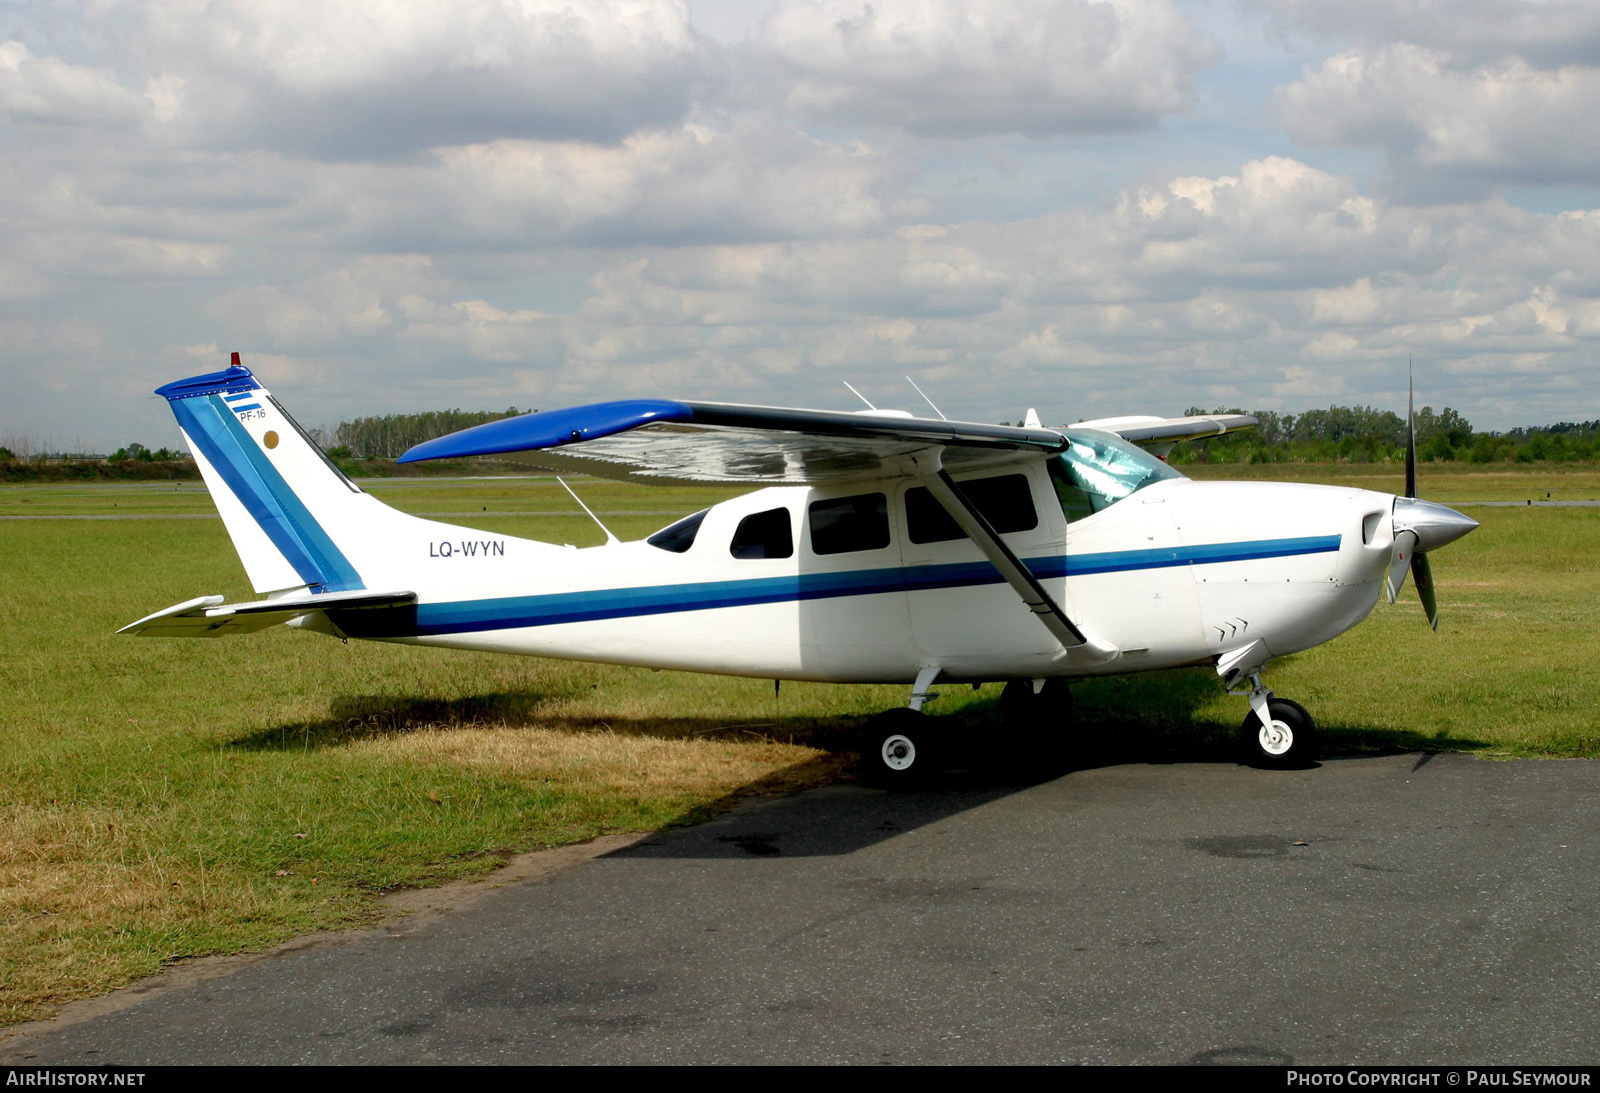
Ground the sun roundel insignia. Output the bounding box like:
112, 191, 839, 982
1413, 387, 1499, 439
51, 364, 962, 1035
263, 430, 279, 449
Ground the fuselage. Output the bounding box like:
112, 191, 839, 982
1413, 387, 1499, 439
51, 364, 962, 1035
314, 449, 1401, 686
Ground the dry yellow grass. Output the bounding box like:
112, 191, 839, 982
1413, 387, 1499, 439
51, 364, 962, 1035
0, 719, 848, 1023
370, 724, 845, 806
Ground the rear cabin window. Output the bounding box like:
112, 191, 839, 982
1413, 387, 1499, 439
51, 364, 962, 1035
647, 509, 707, 553
730, 507, 794, 560
904, 474, 1038, 544
808, 493, 890, 555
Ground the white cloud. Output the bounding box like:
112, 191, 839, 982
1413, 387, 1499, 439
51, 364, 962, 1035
319, 158, 1600, 428
0, 118, 914, 317
207, 255, 444, 348
1256, 3, 1600, 198
754, 0, 1216, 136
1250, 0, 1600, 67
362, 121, 918, 246
0, 39, 146, 127
2, 3, 1598, 444
1278, 44, 1600, 191
71, 0, 712, 157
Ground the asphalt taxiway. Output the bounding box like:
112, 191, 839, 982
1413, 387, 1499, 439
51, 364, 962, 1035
5, 753, 1597, 1065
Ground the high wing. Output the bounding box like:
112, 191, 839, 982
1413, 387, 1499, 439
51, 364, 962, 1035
397, 400, 1070, 486
119, 589, 416, 637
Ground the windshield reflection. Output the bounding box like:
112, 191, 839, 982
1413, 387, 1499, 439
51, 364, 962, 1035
1049, 430, 1184, 522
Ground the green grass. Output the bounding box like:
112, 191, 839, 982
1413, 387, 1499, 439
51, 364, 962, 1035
1, 466, 1596, 1024
1184, 458, 1600, 504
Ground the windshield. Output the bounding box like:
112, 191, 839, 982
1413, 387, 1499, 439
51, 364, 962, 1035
1049, 430, 1184, 523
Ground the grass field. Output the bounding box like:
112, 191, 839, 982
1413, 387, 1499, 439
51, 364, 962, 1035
1, 462, 1596, 1025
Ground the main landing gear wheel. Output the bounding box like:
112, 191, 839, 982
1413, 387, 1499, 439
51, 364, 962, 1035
998, 679, 1073, 726
1241, 697, 1317, 769
860, 708, 942, 789
998, 679, 1076, 775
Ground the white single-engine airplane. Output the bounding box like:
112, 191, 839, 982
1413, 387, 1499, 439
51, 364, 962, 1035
123, 354, 1478, 784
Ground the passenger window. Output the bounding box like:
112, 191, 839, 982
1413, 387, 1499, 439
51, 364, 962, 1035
730, 507, 794, 560
647, 509, 707, 553
905, 474, 1039, 544
808, 493, 890, 555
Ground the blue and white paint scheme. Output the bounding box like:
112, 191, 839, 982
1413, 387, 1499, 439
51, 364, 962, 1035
122, 354, 1479, 780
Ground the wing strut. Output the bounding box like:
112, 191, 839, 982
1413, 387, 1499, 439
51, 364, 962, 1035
911, 453, 1118, 667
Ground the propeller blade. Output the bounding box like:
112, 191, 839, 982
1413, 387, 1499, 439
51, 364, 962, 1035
1412, 551, 1438, 631
1387, 528, 1418, 603
1405, 361, 1417, 499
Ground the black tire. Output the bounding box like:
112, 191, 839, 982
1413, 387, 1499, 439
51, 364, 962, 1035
1240, 697, 1317, 769
998, 679, 1073, 727
998, 680, 1076, 775
859, 708, 941, 788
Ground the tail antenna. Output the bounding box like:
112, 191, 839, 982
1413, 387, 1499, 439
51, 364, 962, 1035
557, 476, 619, 545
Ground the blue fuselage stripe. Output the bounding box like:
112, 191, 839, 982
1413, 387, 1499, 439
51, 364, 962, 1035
406, 534, 1341, 636
171, 395, 364, 592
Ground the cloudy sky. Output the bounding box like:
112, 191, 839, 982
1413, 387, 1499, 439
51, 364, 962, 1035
3, 0, 1598, 450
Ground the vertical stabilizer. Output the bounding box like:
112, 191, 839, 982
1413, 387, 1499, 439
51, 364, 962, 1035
158, 354, 366, 595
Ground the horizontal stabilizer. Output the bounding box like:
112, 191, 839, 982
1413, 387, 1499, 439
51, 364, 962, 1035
119, 589, 416, 638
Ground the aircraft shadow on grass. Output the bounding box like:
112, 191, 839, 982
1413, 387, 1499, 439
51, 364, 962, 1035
230, 666, 1486, 860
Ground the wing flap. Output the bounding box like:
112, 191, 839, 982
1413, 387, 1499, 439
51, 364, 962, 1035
120, 589, 417, 638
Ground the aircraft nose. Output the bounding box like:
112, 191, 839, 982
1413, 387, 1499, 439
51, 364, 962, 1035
1392, 496, 1479, 553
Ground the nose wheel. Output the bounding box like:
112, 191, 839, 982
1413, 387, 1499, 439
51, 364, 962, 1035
1241, 696, 1317, 769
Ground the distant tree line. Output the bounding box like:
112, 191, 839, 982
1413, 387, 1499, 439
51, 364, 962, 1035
8, 400, 1599, 477
108, 442, 186, 462
322, 407, 528, 460
1167, 404, 1600, 465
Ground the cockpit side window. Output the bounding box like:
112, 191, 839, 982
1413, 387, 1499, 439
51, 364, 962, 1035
1049, 431, 1183, 523
647, 509, 707, 553
808, 492, 890, 555
905, 473, 1038, 544
730, 507, 794, 560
